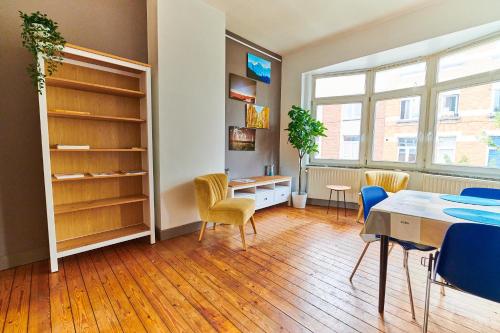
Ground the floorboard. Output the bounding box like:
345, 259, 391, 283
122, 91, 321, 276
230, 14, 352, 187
1, 205, 499, 332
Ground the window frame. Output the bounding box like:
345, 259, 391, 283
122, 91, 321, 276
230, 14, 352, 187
310, 93, 370, 166
425, 68, 500, 178
366, 87, 428, 170
306, 34, 500, 180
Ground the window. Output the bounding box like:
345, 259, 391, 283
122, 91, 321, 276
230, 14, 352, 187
488, 136, 500, 168
315, 73, 365, 98
372, 96, 421, 163
314, 103, 362, 161
439, 93, 459, 118
493, 87, 500, 113
398, 137, 417, 162
309, 36, 500, 177
434, 136, 456, 164
375, 62, 426, 92
433, 82, 500, 169
400, 98, 420, 120
438, 38, 500, 82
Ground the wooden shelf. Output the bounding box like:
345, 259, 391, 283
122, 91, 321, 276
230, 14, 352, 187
55, 195, 148, 214
50, 148, 146, 152
57, 224, 150, 254
52, 172, 147, 183
46, 77, 146, 98
48, 111, 145, 123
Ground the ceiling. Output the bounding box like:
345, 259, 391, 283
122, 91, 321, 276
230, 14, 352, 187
203, 0, 434, 55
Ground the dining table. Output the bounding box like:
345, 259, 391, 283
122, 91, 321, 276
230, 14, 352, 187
360, 189, 500, 315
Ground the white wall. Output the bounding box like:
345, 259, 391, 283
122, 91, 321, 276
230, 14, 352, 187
149, 0, 226, 231
280, 0, 500, 189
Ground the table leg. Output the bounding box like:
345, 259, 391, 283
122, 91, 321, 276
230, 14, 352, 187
336, 190, 339, 221
343, 190, 347, 217
327, 189, 332, 214
379, 235, 389, 315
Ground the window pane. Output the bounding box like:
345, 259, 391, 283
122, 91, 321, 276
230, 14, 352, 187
438, 39, 500, 82
315, 74, 366, 98
315, 103, 362, 160
372, 96, 421, 163
374, 62, 426, 92
433, 81, 500, 168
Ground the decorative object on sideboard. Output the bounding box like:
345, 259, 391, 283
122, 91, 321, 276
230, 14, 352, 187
229, 73, 256, 103
265, 164, 275, 176
285, 105, 327, 208
19, 11, 66, 94
229, 126, 256, 151
246, 104, 270, 129
247, 53, 271, 84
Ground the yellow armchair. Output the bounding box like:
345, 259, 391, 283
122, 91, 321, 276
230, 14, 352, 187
357, 170, 409, 222
194, 173, 256, 250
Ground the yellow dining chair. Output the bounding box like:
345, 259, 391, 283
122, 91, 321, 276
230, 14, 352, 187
356, 170, 409, 222
194, 173, 256, 250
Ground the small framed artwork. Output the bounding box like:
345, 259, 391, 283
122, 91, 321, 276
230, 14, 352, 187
229, 74, 256, 103
247, 53, 271, 84
246, 104, 270, 129
229, 126, 256, 151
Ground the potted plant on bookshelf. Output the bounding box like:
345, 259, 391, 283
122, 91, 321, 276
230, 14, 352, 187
285, 105, 327, 208
19, 11, 66, 94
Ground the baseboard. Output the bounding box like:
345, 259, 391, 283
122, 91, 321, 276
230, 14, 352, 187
158, 220, 204, 241
307, 198, 359, 210
0, 246, 49, 271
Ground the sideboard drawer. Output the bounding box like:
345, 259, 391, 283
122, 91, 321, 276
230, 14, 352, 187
256, 189, 274, 208
274, 186, 290, 203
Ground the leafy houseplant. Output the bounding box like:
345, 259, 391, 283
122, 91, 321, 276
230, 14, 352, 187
285, 105, 327, 208
19, 11, 66, 94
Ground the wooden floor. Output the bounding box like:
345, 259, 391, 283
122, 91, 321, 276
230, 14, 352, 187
1, 205, 499, 332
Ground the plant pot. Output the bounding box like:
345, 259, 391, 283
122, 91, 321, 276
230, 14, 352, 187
292, 192, 308, 208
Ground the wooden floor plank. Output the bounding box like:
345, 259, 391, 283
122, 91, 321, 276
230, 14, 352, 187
76, 254, 122, 333
1, 205, 499, 333
100, 249, 171, 333
89, 252, 146, 333
28, 261, 51, 332
3, 264, 32, 333
63, 257, 99, 332
0, 268, 15, 332
113, 246, 193, 333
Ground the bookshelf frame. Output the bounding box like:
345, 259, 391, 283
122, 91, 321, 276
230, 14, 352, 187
38, 44, 155, 272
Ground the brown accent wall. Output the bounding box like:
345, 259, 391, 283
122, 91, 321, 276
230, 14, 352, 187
225, 33, 282, 179
0, 0, 147, 269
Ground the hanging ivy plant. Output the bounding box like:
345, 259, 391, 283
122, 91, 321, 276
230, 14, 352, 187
19, 11, 66, 94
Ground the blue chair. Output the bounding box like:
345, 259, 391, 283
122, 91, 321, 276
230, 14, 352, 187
350, 186, 436, 320
423, 223, 500, 332
460, 187, 500, 200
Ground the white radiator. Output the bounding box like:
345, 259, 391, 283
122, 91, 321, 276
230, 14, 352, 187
420, 173, 500, 194
307, 167, 362, 202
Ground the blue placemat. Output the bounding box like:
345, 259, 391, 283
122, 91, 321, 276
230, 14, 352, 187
440, 194, 500, 206
443, 208, 500, 226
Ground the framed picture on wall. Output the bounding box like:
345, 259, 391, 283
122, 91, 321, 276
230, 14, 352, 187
246, 104, 270, 129
247, 53, 271, 84
229, 126, 256, 151
229, 74, 256, 103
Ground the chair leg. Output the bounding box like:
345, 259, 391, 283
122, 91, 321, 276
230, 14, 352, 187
198, 221, 207, 241
250, 216, 257, 234
423, 257, 433, 333
440, 277, 446, 296
356, 196, 364, 223
403, 250, 416, 320
388, 243, 395, 255
213, 222, 216, 230
239, 225, 247, 251
349, 242, 370, 282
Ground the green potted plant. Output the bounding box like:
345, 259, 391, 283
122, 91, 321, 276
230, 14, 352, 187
19, 11, 66, 94
285, 105, 327, 208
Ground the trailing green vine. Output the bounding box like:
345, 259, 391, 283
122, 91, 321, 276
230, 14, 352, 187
19, 11, 66, 94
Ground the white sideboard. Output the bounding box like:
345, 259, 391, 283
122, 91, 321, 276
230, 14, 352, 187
228, 176, 292, 210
